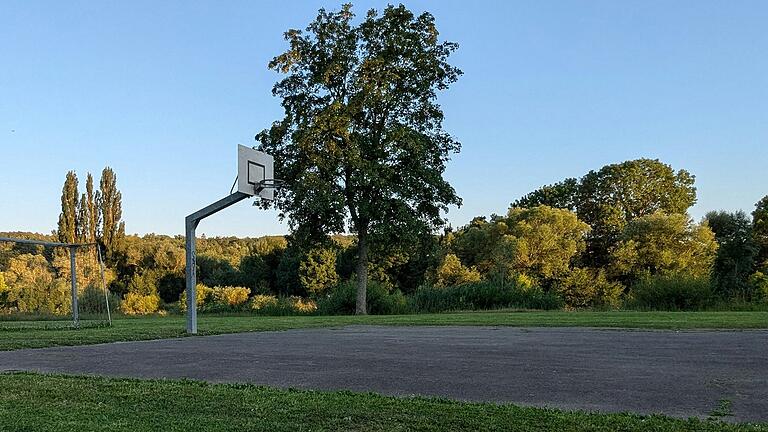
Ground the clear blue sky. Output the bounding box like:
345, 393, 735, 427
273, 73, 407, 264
2, 0, 767, 237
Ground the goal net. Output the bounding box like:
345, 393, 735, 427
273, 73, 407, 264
0, 236, 113, 329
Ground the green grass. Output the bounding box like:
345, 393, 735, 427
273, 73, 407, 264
1, 310, 767, 351
0, 373, 764, 432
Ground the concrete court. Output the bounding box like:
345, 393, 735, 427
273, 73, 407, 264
1, 325, 766, 422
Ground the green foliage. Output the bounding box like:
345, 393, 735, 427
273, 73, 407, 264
434, 253, 481, 287
249, 294, 279, 311
275, 243, 303, 296
127, 271, 159, 296
212, 286, 251, 309
179, 285, 251, 313
629, 273, 714, 311
554, 268, 623, 309
1, 254, 71, 315
84, 173, 100, 244
410, 281, 563, 313
57, 171, 79, 244
317, 279, 410, 315
748, 272, 768, 302
121, 270, 162, 315
451, 206, 589, 283
578, 159, 697, 265
502, 206, 590, 281
245, 295, 318, 316
705, 210, 758, 299
119, 292, 161, 315
450, 217, 504, 273
99, 167, 125, 263
178, 284, 215, 313
611, 212, 718, 282
257, 4, 462, 313
514, 159, 697, 267
753, 195, 768, 267
511, 178, 579, 212
0, 272, 6, 305
299, 247, 339, 296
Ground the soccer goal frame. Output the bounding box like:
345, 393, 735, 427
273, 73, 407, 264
0, 236, 111, 327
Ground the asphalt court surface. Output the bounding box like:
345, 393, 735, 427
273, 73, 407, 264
1, 325, 766, 422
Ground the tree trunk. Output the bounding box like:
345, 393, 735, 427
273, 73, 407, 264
355, 229, 368, 315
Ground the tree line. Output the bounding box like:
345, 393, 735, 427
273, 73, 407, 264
2, 158, 766, 316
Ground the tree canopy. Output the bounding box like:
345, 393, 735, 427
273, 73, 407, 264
610, 212, 717, 282
705, 211, 758, 298
753, 195, 768, 267
512, 159, 697, 266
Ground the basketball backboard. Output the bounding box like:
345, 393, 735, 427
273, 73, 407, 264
237, 144, 274, 200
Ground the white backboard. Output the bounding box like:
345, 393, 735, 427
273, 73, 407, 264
237, 145, 274, 200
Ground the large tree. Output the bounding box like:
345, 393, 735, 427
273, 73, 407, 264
705, 210, 758, 298
578, 159, 696, 266
257, 4, 462, 313
57, 171, 79, 244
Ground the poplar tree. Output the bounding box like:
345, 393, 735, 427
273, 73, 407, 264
85, 173, 101, 244
57, 171, 79, 244
76, 193, 89, 243
98, 167, 125, 260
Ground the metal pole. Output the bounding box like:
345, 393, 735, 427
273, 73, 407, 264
70, 246, 79, 327
184, 191, 249, 334
97, 245, 112, 326
185, 217, 198, 334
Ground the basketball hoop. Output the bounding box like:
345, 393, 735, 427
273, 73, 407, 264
255, 178, 285, 193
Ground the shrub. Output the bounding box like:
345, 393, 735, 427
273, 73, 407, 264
410, 280, 562, 313
555, 268, 623, 309
250, 294, 279, 311
179, 285, 251, 312
119, 292, 161, 315
748, 272, 768, 302
317, 279, 410, 315
289, 296, 317, 314
628, 273, 714, 311
213, 286, 251, 307
248, 295, 317, 316
178, 284, 215, 312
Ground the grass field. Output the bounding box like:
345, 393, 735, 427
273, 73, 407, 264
0, 373, 765, 432
1, 310, 767, 351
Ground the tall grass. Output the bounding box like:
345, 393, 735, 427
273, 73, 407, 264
628, 273, 714, 311
410, 281, 563, 313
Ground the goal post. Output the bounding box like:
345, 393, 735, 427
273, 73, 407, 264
0, 236, 112, 328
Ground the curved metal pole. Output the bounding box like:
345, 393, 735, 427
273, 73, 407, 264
185, 192, 249, 334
